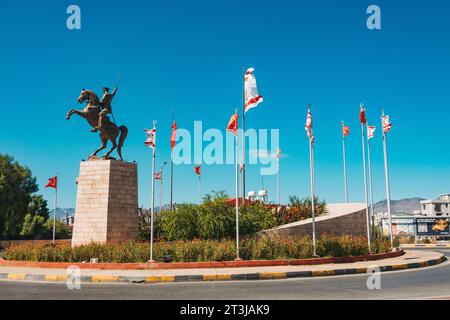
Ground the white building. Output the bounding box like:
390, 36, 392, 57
418, 194, 450, 217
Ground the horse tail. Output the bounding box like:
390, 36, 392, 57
117, 125, 128, 161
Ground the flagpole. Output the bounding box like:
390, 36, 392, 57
309, 135, 317, 257
241, 66, 246, 205
277, 154, 280, 207
361, 120, 372, 250
382, 111, 394, 248
150, 121, 157, 262
198, 172, 201, 206
52, 173, 58, 243
366, 125, 375, 238
235, 118, 241, 260
170, 111, 174, 211
306, 104, 317, 257
342, 125, 349, 204
159, 167, 163, 213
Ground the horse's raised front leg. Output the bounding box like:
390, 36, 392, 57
66, 109, 75, 120
66, 109, 86, 120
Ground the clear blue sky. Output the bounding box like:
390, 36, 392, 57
1, 0, 449, 209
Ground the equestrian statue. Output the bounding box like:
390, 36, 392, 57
66, 86, 128, 161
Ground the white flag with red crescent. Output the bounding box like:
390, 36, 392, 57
144, 128, 156, 149
382, 115, 392, 133
305, 108, 313, 138
367, 125, 376, 140
244, 68, 263, 113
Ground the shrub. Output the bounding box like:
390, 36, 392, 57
142, 191, 278, 241
3, 235, 391, 263
198, 195, 234, 240
275, 196, 327, 225
162, 204, 199, 241
240, 203, 277, 236
43, 219, 72, 239
316, 234, 372, 257
20, 214, 47, 239
138, 209, 165, 241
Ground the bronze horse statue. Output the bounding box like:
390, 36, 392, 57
66, 89, 128, 161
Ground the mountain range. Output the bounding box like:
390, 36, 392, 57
373, 197, 425, 214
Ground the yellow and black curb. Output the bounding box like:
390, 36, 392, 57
0, 255, 446, 284
400, 244, 450, 249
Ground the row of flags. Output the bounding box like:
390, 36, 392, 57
340, 104, 394, 248
142, 67, 395, 259
342, 109, 391, 138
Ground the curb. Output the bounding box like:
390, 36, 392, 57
0, 250, 404, 270
0, 255, 446, 284
400, 244, 450, 249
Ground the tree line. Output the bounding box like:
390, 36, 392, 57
0, 154, 70, 240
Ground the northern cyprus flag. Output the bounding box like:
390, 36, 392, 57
367, 125, 376, 140
244, 68, 263, 113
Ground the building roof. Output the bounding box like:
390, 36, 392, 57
420, 199, 450, 205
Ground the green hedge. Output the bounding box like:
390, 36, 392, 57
3, 235, 391, 263
139, 192, 277, 241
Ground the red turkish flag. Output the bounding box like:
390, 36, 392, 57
45, 176, 57, 189
154, 171, 162, 180
170, 121, 177, 149
226, 113, 239, 135
342, 122, 350, 138
194, 165, 201, 176
359, 104, 367, 125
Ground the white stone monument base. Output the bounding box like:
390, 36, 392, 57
71, 160, 138, 247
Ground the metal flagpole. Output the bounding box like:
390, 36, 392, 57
52, 173, 58, 243
342, 130, 349, 204
241, 67, 246, 204
366, 125, 376, 239
382, 111, 394, 248
159, 161, 167, 212
235, 121, 241, 260
159, 168, 163, 213
309, 135, 317, 257
277, 152, 280, 207
198, 172, 201, 206
361, 122, 372, 250
170, 111, 174, 211
150, 121, 157, 262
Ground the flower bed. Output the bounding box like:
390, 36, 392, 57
3, 235, 391, 263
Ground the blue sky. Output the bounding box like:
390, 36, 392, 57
1, 0, 450, 208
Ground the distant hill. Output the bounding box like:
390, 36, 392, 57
373, 198, 425, 214
49, 208, 75, 219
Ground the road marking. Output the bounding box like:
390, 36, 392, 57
312, 270, 336, 277
259, 272, 286, 279
7, 274, 25, 280
203, 274, 232, 281
91, 275, 119, 282
160, 276, 175, 282
44, 274, 68, 282
391, 264, 409, 271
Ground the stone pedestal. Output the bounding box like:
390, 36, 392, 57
71, 160, 138, 247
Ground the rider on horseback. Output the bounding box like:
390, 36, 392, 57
91, 86, 117, 132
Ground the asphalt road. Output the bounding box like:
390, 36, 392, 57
1, 249, 449, 300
